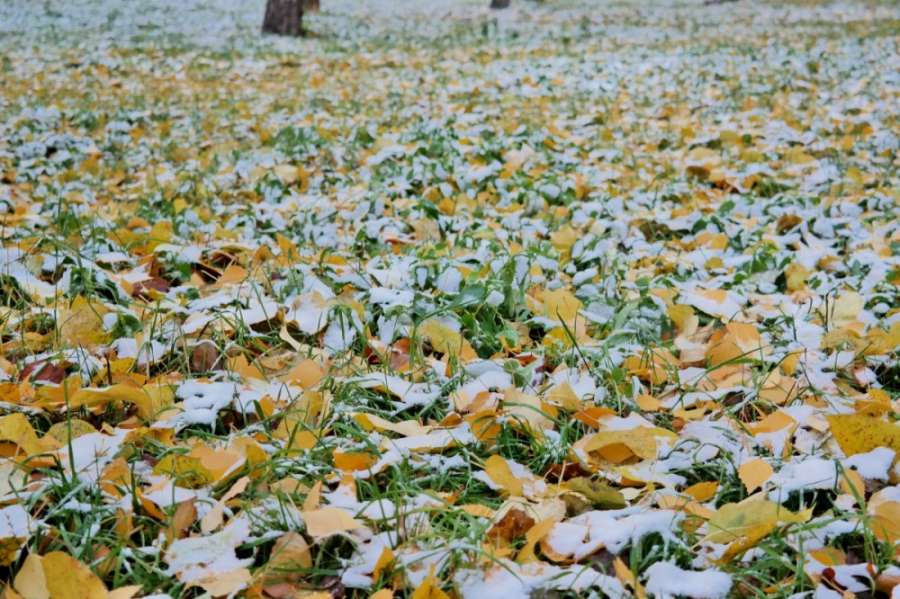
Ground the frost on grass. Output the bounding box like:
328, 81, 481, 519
1, 0, 900, 597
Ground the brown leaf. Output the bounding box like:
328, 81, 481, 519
190, 342, 222, 374
131, 277, 170, 301
487, 508, 535, 544
165, 499, 197, 543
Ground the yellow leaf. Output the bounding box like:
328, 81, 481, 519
688, 147, 722, 165
283, 359, 325, 387
871, 501, 900, 544
484, 455, 524, 497
785, 263, 812, 292
503, 387, 555, 431
107, 586, 142, 599
200, 475, 250, 533
546, 381, 581, 411
410, 566, 450, 599
14, 554, 48, 599
152, 454, 216, 489
57, 296, 110, 350
354, 413, 432, 437
667, 304, 698, 336
274, 164, 307, 186
705, 499, 804, 561
41, 552, 107, 599
749, 411, 796, 435
826, 414, 900, 457
265, 531, 312, 578
193, 569, 252, 596
63, 384, 173, 420
808, 547, 846, 567
517, 518, 556, 563
416, 319, 477, 362
586, 428, 660, 462
684, 481, 718, 502
542, 289, 582, 323
549, 225, 578, 253
828, 291, 863, 326
738, 459, 774, 493
0, 413, 45, 456
635, 395, 662, 412
707, 322, 765, 366
45, 419, 96, 443
301, 507, 361, 537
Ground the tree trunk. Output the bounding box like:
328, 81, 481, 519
301, 0, 320, 13
490, 0, 510, 8
263, 0, 304, 36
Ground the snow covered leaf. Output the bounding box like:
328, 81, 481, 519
645, 562, 731, 599
164, 518, 252, 594
0, 504, 29, 566
484, 455, 525, 497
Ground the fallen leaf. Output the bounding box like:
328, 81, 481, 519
738, 459, 774, 493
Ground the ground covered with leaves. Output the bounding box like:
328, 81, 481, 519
1, 0, 900, 597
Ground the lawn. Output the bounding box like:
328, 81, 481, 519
1, 0, 900, 597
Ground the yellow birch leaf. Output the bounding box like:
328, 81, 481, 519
416, 319, 477, 361
707, 322, 765, 366
152, 454, 216, 489
871, 501, 900, 545
301, 507, 362, 537
785, 263, 812, 291
265, 531, 313, 577
410, 566, 450, 599
503, 387, 555, 431
41, 552, 107, 599
107, 586, 142, 599
586, 428, 659, 462
684, 481, 718, 502
829, 292, 863, 326
635, 395, 662, 412
484, 455, 524, 497
354, 413, 432, 437
62, 384, 173, 420
667, 304, 698, 336
825, 414, 900, 457
0, 413, 44, 455
705, 499, 804, 561
542, 289, 582, 323
14, 554, 48, 599
546, 381, 581, 411
200, 475, 250, 533
517, 518, 556, 563
808, 547, 846, 567
738, 459, 774, 493
57, 296, 110, 350
45, 419, 96, 443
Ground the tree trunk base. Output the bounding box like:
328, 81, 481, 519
263, 0, 304, 36
490, 0, 511, 8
